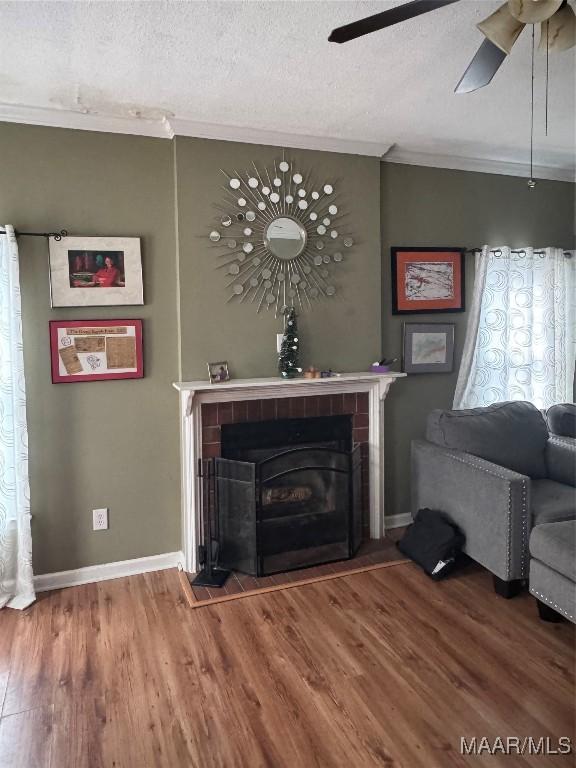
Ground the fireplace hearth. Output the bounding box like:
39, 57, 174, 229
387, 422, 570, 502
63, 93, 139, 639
210, 415, 362, 576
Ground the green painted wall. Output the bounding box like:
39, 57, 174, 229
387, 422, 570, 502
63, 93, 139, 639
0, 123, 180, 573
1, 121, 573, 573
174, 137, 382, 379
380, 163, 575, 520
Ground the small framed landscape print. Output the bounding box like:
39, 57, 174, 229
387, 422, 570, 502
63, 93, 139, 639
391, 247, 465, 314
207, 361, 230, 384
50, 319, 144, 383
49, 236, 143, 307
403, 323, 455, 374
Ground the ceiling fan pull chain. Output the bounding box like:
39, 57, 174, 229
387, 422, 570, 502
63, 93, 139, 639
545, 20, 549, 137
528, 24, 536, 189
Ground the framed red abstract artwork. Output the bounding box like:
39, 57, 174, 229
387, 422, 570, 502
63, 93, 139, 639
49, 319, 144, 383
391, 247, 465, 314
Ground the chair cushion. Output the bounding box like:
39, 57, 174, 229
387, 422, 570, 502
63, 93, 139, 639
426, 401, 548, 479
531, 480, 576, 525
547, 404, 576, 439
530, 521, 576, 582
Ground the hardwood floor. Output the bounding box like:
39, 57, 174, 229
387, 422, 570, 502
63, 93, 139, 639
190, 533, 407, 603
0, 562, 573, 767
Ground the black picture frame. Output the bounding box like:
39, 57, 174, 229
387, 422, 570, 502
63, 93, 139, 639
391, 247, 466, 315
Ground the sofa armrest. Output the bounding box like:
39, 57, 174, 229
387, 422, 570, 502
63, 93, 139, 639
411, 439, 530, 581
545, 437, 576, 488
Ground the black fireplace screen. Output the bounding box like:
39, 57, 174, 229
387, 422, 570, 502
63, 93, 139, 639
214, 441, 362, 577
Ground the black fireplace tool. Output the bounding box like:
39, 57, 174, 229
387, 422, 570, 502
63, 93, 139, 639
191, 459, 230, 588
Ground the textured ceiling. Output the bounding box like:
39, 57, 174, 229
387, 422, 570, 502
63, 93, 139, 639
0, 0, 574, 171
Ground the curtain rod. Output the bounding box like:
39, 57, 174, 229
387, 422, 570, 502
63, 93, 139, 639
0, 229, 68, 241
0, 231, 570, 257
465, 247, 572, 257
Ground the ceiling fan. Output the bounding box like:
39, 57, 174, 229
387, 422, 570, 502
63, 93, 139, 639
328, 0, 576, 93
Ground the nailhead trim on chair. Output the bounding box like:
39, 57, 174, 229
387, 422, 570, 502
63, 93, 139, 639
530, 588, 575, 621
436, 451, 520, 482
506, 485, 512, 579
505, 479, 528, 579
549, 436, 576, 452
520, 479, 528, 579
426, 446, 529, 580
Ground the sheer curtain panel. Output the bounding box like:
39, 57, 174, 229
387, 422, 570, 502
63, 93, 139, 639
0, 225, 35, 609
454, 247, 576, 411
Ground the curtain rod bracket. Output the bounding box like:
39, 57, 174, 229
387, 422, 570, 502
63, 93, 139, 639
48, 229, 68, 241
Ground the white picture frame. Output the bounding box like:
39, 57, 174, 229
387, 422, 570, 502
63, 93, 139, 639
49, 236, 143, 307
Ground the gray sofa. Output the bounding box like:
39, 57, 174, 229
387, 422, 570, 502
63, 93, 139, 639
411, 401, 576, 597
529, 520, 576, 623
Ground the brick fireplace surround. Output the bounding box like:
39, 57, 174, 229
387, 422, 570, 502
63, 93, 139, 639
202, 392, 370, 456
203, 392, 371, 526
174, 373, 404, 572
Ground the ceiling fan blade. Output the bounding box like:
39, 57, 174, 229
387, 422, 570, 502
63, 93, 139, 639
454, 38, 507, 94
477, 3, 524, 55
328, 0, 461, 44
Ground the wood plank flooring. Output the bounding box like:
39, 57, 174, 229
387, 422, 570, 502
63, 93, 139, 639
0, 562, 573, 767
190, 533, 406, 603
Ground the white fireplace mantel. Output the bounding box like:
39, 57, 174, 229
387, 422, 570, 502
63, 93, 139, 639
174, 373, 405, 573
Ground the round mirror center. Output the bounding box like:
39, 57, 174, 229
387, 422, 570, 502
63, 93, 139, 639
264, 217, 307, 260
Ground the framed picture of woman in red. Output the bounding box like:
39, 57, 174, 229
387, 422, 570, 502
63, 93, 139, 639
49, 236, 143, 307
391, 247, 465, 314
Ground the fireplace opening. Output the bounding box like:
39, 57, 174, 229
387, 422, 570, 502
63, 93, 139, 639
212, 415, 362, 576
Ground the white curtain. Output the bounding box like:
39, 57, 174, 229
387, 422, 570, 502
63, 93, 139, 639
454, 246, 576, 411
0, 226, 35, 609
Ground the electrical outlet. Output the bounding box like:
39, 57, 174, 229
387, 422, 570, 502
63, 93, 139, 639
92, 508, 109, 531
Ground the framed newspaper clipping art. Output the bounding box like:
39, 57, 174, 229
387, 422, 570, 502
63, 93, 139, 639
49, 319, 143, 383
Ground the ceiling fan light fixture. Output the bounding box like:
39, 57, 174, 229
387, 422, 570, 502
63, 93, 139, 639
539, 4, 576, 50
508, 0, 563, 24
477, 3, 525, 54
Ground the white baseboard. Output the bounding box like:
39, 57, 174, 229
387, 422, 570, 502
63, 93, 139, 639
34, 551, 185, 593
386, 513, 413, 529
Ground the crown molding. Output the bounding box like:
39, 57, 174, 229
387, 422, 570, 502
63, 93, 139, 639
1, 102, 574, 179
0, 102, 390, 156
382, 147, 575, 183
167, 117, 392, 157
0, 102, 172, 138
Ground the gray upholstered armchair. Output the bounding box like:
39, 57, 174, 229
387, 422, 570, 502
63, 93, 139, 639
411, 401, 576, 597
546, 403, 576, 441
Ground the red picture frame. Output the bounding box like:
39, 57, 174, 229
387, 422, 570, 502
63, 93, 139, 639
391, 247, 465, 314
49, 319, 144, 383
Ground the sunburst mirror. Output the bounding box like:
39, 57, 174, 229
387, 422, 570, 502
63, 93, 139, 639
207, 157, 354, 315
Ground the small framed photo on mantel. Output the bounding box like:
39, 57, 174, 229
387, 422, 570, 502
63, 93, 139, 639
49, 235, 143, 307
403, 323, 455, 374
207, 361, 230, 384
391, 247, 465, 314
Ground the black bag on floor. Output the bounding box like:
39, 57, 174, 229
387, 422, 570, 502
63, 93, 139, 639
398, 508, 465, 580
